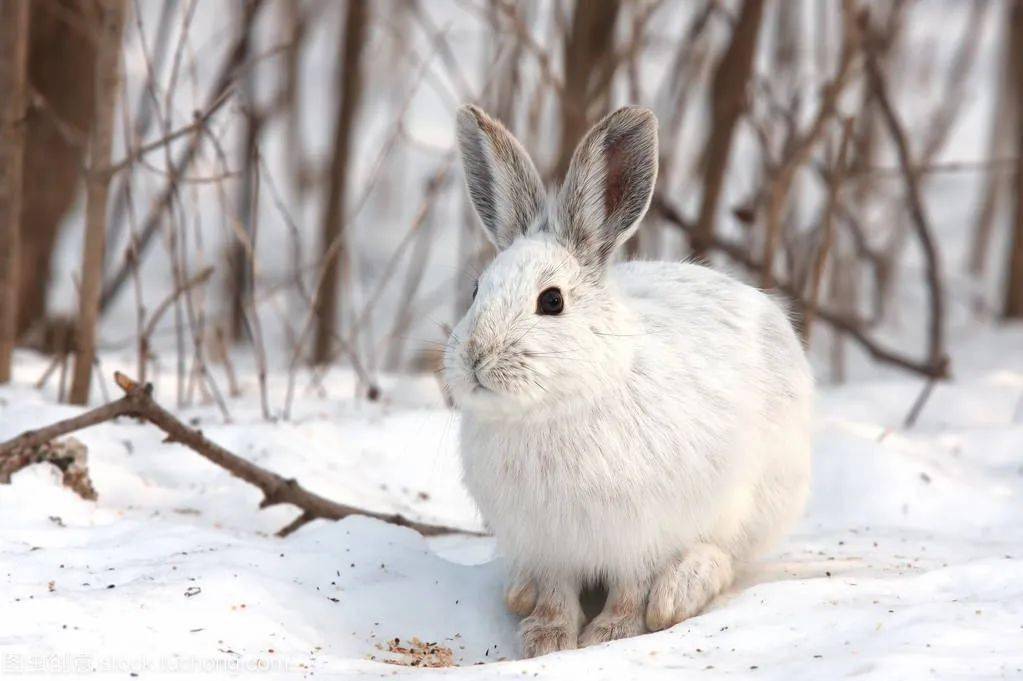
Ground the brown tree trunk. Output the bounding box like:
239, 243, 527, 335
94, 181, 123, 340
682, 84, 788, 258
0, 0, 30, 382
1005, 1, 1023, 318
230, 2, 258, 345
69, 0, 126, 405
18, 0, 101, 340
553, 0, 621, 179
691, 0, 765, 260
312, 0, 367, 365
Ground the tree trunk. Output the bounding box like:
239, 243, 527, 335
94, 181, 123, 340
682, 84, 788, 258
1005, 1, 1023, 318
18, 0, 101, 341
312, 0, 367, 365
230, 3, 258, 345
0, 0, 30, 382
69, 0, 126, 405
691, 0, 765, 260
553, 0, 621, 179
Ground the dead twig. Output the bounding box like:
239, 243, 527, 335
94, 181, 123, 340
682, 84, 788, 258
760, 0, 859, 289
653, 197, 949, 379
903, 377, 937, 429
804, 117, 855, 344
0, 372, 477, 538
0, 437, 97, 500
864, 27, 948, 375
99, 0, 267, 314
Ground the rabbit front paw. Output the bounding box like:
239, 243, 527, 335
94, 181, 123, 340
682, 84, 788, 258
645, 543, 734, 631
579, 580, 646, 646
519, 579, 583, 657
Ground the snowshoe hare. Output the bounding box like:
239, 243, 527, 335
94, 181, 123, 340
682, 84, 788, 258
445, 104, 812, 657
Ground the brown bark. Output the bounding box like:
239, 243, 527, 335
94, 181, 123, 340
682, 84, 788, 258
1006, 2, 1023, 318
0, 437, 96, 500
69, 0, 126, 405
553, 0, 621, 179
691, 0, 765, 259
18, 0, 101, 338
0, 0, 30, 382
230, 12, 259, 344
312, 0, 368, 365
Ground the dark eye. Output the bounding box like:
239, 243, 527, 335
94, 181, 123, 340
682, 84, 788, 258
472, 280, 479, 300
537, 287, 564, 315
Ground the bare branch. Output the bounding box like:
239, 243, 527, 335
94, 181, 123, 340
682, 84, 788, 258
864, 24, 948, 372
653, 196, 949, 379
760, 0, 859, 288
804, 117, 855, 344
98, 0, 267, 314
0, 372, 481, 538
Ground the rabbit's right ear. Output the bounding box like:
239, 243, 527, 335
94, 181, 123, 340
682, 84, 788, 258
456, 105, 546, 250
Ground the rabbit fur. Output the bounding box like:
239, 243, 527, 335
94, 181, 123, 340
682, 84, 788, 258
445, 104, 812, 656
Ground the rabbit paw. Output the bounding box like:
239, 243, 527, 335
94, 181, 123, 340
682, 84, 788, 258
579, 582, 646, 646
519, 580, 582, 658
646, 543, 733, 631
521, 615, 577, 657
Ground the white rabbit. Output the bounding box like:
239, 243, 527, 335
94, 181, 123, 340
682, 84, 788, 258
444, 104, 812, 657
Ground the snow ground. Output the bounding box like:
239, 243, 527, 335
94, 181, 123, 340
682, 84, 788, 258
4, 3, 1022, 678
1, 341, 1022, 680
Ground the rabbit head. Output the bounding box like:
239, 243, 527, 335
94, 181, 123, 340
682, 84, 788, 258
444, 105, 658, 414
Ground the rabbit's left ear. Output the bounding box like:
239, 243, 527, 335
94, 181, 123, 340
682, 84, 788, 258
557, 107, 658, 268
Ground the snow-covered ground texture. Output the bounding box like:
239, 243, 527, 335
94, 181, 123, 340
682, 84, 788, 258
2, 333, 1022, 680
5, 0, 1023, 678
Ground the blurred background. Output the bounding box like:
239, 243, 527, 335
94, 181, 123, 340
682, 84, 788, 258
0, 0, 1021, 416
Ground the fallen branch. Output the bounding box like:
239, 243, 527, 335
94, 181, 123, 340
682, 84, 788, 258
0, 436, 97, 500
0, 372, 480, 538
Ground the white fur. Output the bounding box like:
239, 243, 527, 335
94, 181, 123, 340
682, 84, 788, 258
446, 106, 812, 653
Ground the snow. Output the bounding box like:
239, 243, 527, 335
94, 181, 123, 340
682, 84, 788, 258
4, 1, 1022, 678
1, 343, 1022, 680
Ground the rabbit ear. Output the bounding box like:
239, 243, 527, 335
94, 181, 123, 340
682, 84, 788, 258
557, 107, 658, 268
456, 104, 547, 250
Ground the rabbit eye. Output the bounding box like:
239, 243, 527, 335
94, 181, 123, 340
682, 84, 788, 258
537, 287, 564, 315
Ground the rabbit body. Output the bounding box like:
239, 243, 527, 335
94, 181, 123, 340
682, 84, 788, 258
459, 257, 812, 584
446, 104, 812, 654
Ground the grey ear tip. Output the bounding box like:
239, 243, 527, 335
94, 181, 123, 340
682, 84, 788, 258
605, 105, 657, 131
626, 106, 657, 125
457, 103, 488, 127
619, 104, 654, 116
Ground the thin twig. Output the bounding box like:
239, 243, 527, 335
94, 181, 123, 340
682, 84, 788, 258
864, 27, 948, 375
760, 0, 859, 288
903, 377, 936, 428
653, 197, 949, 379
804, 117, 855, 344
